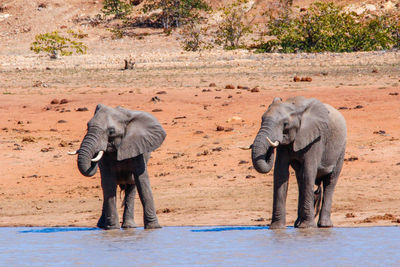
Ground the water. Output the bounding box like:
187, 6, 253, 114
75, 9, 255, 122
1, 226, 399, 266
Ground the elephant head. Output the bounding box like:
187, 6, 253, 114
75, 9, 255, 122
74, 104, 166, 177
252, 96, 329, 173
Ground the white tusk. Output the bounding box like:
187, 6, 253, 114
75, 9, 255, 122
239, 145, 252, 150
266, 137, 279, 147
91, 151, 104, 162
68, 150, 79, 155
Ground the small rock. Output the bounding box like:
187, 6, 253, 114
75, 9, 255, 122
250, 87, 260, 93
389, 92, 398, 96
202, 89, 211, 92
373, 130, 386, 135
60, 99, 68, 104
194, 130, 204, 134
293, 76, 301, 82
225, 84, 235, 89
76, 107, 88, 112
41, 148, 50, 152
22, 137, 35, 143
57, 120, 67, 123
209, 82, 217, 87
372, 68, 379, 73
50, 99, 59, 104
301, 77, 312, 82
224, 127, 234, 132
245, 175, 256, 179
239, 160, 249, 165
212, 147, 223, 152
345, 213, 356, 218
152, 109, 163, 112
156, 91, 167, 95
237, 85, 249, 90
344, 156, 358, 162
338, 106, 349, 110
353, 105, 363, 109
216, 125, 225, 131
227, 95, 232, 98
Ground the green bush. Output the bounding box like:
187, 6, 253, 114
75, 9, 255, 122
142, 0, 210, 31
30, 30, 88, 58
215, 0, 253, 49
180, 20, 212, 51
102, 0, 132, 19
258, 1, 400, 53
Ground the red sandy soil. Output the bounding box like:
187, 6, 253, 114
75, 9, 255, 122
0, 0, 400, 228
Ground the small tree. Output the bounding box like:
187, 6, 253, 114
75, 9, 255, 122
180, 19, 211, 51
142, 0, 210, 31
102, 0, 132, 19
214, 0, 253, 49
30, 30, 88, 58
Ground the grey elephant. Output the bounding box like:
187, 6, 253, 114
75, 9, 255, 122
70, 104, 166, 230
251, 96, 346, 229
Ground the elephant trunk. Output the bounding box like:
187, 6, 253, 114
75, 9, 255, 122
251, 127, 276, 174
77, 128, 102, 177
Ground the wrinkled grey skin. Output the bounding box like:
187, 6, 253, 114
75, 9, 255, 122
252, 96, 346, 229
77, 104, 166, 230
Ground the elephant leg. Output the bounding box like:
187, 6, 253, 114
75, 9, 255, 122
98, 162, 120, 230
318, 152, 344, 228
133, 154, 161, 229
270, 148, 290, 229
294, 160, 317, 228
121, 183, 137, 229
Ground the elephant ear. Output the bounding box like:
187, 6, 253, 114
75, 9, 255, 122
116, 107, 166, 161
293, 98, 329, 152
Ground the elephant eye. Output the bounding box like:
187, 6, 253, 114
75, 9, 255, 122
283, 122, 289, 129
108, 128, 116, 135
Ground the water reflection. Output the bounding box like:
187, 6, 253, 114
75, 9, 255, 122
2, 226, 399, 266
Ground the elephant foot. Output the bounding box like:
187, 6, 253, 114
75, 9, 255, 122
144, 222, 162, 230
294, 218, 316, 228
269, 221, 286, 229
122, 220, 137, 229
97, 216, 120, 230
318, 218, 333, 228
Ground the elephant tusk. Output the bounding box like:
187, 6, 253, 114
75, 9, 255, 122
266, 137, 279, 147
239, 145, 252, 150
68, 150, 79, 155
91, 151, 104, 162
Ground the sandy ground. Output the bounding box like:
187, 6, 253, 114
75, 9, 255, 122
1, 0, 400, 228
0, 49, 400, 228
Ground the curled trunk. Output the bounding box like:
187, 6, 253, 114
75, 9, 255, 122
77, 129, 101, 177
251, 130, 275, 174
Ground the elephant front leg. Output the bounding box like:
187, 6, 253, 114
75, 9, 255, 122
121, 183, 137, 229
270, 149, 290, 229
133, 155, 161, 229
294, 162, 317, 228
98, 186, 120, 230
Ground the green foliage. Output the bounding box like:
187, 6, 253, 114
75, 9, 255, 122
258, 1, 400, 53
30, 31, 88, 58
102, 0, 132, 19
142, 0, 210, 31
215, 0, 253, 49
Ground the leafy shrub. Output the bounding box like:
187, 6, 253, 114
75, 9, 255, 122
102, 0, 132, 19
214, 0, 253, 49
180, 19, 212, 51
258, 1, 400, 53
142, 0, 210, 31
30, 30, 88, 58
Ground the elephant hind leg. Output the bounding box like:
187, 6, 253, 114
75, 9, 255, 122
121, 182, 137, 229
318, 152, 345, 228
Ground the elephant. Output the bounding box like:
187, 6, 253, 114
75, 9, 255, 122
251, 96, 346, 229
69, 104, 166, 230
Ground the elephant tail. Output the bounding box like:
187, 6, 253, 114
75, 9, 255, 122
119, 184, 127, 208
314, 184, 322, 218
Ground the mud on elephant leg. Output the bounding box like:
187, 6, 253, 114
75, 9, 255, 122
121, 183, 137, 229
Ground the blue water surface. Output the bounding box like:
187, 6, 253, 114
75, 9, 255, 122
1, 226, 399, 266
